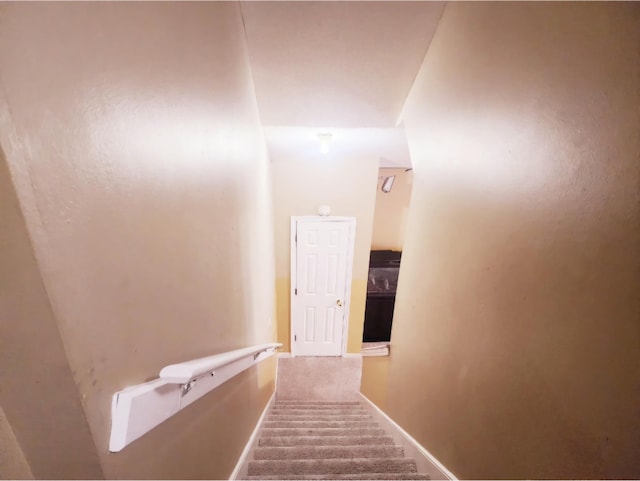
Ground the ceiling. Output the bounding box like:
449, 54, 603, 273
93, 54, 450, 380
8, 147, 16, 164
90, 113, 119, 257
263, 126, 411, 168
241, 2, 445, 168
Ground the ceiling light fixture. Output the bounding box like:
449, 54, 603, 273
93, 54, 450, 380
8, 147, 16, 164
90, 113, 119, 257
381, 175, 396, 193
317, 133, 333, 155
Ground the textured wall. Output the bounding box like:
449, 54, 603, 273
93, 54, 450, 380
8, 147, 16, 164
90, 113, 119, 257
371, 168, 413, 251
366, 2, 640, 479
0, 395, 34, 479
0, 146, 104, 479
360, 356, 390, 411
272, 156, 378, 353
0, 3, 276, 478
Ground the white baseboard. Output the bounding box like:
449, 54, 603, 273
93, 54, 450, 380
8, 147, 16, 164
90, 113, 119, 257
360, 393, 458, 481
342, 353, 362, 359
279, 352, 361, 359
229, 392, 275, 480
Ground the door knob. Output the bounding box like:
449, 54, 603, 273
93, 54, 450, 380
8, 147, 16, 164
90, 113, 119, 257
336, 299, 343, 307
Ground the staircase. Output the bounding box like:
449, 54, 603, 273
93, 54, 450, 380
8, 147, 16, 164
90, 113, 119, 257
245, 400, 430, 480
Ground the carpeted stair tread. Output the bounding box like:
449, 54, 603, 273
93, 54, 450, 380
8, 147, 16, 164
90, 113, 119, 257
247, 457, 418, 476
274, 403, 364, 409
272, 405, 366, 411
268, 414, 373, 422
274, 403, 362, 406
272, 404, 366, 408
258, 435, 396, 447
246, 473, 431, 480
260, 427, 387, 437
271, 408, 369, 416
253, 444, 403, 460
273, 402, 365, 406
263, 420, 376, 429
274, 401, 362, 405
272, 404, 367, 409
269, 411, 368, 417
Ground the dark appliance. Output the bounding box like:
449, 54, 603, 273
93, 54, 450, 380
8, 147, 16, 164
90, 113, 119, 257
362, 250, 401, 342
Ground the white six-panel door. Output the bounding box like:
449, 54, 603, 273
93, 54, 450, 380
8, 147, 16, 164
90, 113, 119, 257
291, 218, 355, 356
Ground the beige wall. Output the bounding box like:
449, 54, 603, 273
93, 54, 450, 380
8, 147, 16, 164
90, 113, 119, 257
371, 168, 413, 251
363, 2, 640, 479
272, 156, 378, 353
360, 357, 390, 411
0, 398, 34, 479
0, 3, 276, 479
0, 146, 104, 479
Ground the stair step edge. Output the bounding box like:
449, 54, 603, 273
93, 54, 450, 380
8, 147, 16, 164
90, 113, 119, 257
246, 474, 430, 480
247, 457, 418, 476
253, 445, 403, 460
258, 435, 396, 446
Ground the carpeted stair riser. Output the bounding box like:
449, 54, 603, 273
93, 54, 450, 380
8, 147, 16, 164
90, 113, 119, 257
267, 411, 373, 421
272, 402, 365, 406
273, 405, 366, 414
272, 404, 363, 408
263, 420, 375, 429
274, 401, 361, 405
246, 473, 431, 480
247, 457, 418, 476
258, 435, 396, 447
253, 445, 404, 460
261, 427, 387, 437
269, 411, 368, 418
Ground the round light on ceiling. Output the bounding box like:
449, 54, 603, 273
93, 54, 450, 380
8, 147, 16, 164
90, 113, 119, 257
317, 133, 333, 155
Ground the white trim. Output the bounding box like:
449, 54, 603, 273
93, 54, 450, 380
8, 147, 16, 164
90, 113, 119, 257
361, 342, 390, 357
229, 392, 275, 480
361, 350, 389, 357
342, 353, 362, 359
292, 215, 355, 222
290, 216, 357, 358
277, 352, 292, 358
360, 393, 458, 481
289, 217, 297, 357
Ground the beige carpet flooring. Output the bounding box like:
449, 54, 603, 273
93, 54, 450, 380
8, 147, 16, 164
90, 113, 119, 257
276, 356, 362, 401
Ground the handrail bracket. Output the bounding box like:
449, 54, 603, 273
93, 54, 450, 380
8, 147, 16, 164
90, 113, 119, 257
181, 379, 197, 397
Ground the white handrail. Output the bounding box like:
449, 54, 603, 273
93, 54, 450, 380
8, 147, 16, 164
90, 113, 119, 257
159, 343, 282, 383
110, 342, 282, 452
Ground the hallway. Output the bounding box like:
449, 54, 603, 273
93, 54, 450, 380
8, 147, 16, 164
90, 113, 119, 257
1, 2, 639, 480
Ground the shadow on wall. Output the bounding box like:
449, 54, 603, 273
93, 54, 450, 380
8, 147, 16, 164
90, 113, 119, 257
0, 403, 33, 479
0, 145, 104, 479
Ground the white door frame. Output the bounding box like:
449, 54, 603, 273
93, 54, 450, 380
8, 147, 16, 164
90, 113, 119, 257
290, 216, 356, 357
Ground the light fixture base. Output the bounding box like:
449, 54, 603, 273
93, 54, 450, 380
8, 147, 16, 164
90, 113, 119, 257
318, 205, 331, 216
